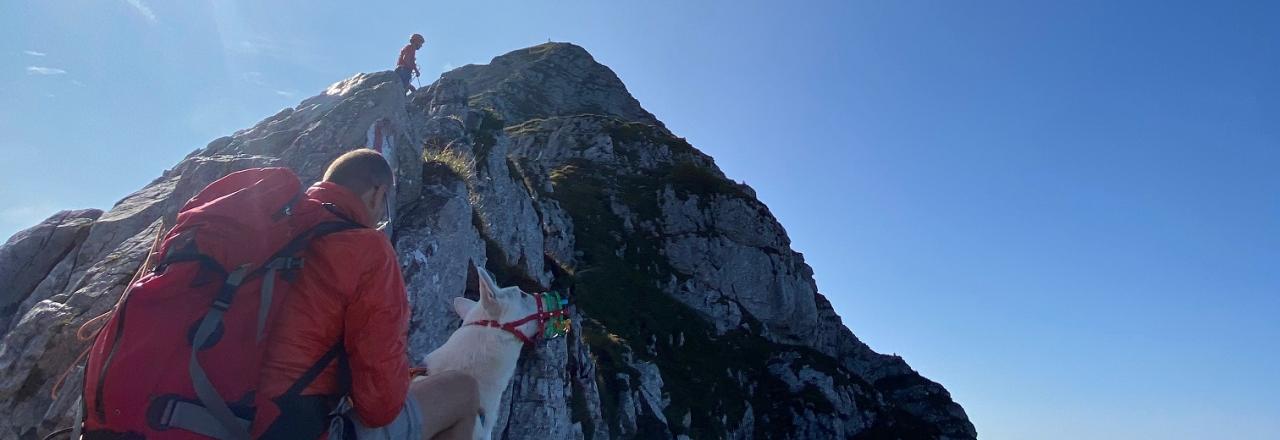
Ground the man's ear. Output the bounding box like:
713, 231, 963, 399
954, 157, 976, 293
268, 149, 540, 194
452, 297, 476, 319
359, 186, 377, 212
363, 185, 389, 222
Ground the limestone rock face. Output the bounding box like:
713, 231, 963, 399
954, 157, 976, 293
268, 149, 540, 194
0, 42, 974, 439
0, 209, 101, 335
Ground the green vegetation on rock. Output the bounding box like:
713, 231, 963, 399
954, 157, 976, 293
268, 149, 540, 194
541, 125, 873, 437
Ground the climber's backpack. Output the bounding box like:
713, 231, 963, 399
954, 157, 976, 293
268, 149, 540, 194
81, 167, 362, 439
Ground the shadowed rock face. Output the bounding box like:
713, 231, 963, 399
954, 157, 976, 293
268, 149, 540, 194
0, 42, 975, 440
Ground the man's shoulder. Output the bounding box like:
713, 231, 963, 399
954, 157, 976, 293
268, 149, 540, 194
312, 228, 395, 259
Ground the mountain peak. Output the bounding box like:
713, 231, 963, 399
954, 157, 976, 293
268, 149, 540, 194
440, 42, 660, 126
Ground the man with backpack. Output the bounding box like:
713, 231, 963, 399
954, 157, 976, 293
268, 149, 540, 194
80, 149, 479, 440
252, 149, 480, 440
396, 34, 425, 93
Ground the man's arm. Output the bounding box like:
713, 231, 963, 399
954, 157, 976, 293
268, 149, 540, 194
413, 46, 421, 76
343, 235, 411, 427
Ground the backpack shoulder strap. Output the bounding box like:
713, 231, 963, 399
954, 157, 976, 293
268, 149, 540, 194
286, 342, 347, 398
180, 218, 364, 440
256, 220, 363, 342
187, 265, 254, 439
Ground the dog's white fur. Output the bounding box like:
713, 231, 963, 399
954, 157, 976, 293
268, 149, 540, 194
422, 264, 540, 440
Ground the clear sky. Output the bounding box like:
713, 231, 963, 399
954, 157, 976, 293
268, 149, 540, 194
3, 1, 1277, 438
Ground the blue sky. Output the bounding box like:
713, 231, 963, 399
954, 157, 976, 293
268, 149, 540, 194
3, 1, 1278, 438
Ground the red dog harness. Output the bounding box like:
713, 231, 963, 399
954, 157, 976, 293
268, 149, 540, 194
464, 291, 570, 345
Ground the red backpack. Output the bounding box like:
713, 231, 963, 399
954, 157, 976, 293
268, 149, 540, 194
80, 168, 362, 439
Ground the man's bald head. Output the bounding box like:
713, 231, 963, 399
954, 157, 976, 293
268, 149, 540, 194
323, 149, 393, 195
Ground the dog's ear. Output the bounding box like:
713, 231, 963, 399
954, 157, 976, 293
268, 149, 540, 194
476, 266, 502, 317
452, 297, 476, 318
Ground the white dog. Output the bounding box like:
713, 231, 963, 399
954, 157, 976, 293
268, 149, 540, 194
421, 263, 567, 440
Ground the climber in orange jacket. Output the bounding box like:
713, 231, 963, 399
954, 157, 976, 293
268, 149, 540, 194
252, 149, 479, 440
396, 33, 425, 93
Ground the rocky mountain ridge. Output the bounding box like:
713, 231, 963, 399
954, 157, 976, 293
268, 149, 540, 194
0, 42, 975, 439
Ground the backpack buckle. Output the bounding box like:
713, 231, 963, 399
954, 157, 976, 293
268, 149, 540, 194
148, 394, 253, 437
267, 257, 305, 271
211, 298, 232, 312
154, 396, 179, 430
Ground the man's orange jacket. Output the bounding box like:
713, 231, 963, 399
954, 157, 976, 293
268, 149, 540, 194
252, 181, 410, 436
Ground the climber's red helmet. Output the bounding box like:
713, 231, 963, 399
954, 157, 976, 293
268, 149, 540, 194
410, 33, 425, 47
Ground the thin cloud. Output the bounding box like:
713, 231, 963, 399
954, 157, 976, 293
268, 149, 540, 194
229, 35, 314, 65
125, 0, 157, 23
23, 50, 47, 57
234, 38, 285, 57
27, 66, 67, 75
70, 79, 86, 87
242, 71, 265, 85
241, 72, 296, 98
